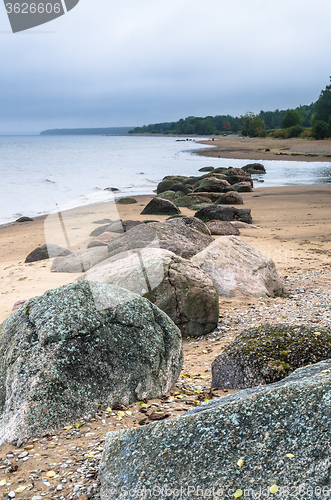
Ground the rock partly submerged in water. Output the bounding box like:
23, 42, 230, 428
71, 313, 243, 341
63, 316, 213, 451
83, 247, 219, 337
191, 236, 285, 298
212, 323, 331, 389
100, 359, 331, 499
0, 281, 183, 442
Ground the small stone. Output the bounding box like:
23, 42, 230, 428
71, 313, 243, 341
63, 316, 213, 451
8, 492, 15, 498
56, 485, 63, 491
18, 451, 28, 459
16, 439, 23, 448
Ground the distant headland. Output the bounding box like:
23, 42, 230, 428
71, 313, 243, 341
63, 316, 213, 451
40, 127, 134, 135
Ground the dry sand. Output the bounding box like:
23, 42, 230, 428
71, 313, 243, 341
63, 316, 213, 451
0, 184, 331, 498
197, 134, 331, 161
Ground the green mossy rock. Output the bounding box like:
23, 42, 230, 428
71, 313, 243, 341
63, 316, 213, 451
116, 197, 137, 204
212, 324, 331, 389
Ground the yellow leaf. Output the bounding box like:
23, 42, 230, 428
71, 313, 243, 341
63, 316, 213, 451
234, 489, 243, 498
15, 487, 26, 493
116, 416, 122, 421
106, 407, 112, 412
117, 411, 125, 418
269, 484, 279, 494
202, 350, 207, 354
237, 459, 244, 467
64, 426, 72, 430
140, 402, 150, 408
176, 395, 184, 400
87, 454, 94, 458
74, 422, 83, 429
46, 471, 56, 478
125, 411, 132, 416
182, 373, 191, 378
0, 480, 6, 486
204, 398, 210, 402
286, 453, 295, 458
98, 447, 104, 451
200, 376, 208, 379
194, 390, 202, 394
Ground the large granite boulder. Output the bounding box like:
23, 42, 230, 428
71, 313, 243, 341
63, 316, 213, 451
105, 217, 213, 260
191, 236, 284, 298
83, 248, 219, 337
194, 205, 252, 224
212, 324, 331, 389
100, 360, 331, 499
25, 244, 72, 263
141, 197, 181, 216
51, 247, 108, 273
0, 281, 182, 442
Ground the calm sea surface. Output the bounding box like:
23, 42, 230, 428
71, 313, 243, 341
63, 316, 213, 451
1, 135, 331, 224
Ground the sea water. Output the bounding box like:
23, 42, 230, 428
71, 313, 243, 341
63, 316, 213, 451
1, 134, 330, 224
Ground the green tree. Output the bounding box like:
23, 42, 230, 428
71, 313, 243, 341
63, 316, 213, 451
241, 113, 266, 137
315, 80, 331, 123
312, 120, 329, 139
282, 109, 302, 129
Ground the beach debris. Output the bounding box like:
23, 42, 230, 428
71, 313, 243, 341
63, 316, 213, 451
269, 483, 279, 494
12, 300, 27, 311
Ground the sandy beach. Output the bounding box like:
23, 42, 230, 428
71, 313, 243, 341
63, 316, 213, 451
1, 174, 331, 497
1, 185, 331, 325
197, 134, 331, 161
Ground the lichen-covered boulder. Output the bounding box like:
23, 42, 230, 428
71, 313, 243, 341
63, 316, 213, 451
100, 360, 331, 499
51, 247, 108, 273
0, 281, 182, 442
83, 248, 219, 337
140, 197, 181, 216
191, 236, 284, 298
25, 244, 72, 263
105, 218, 213, 260
212, 324, 331, 389
194, 205, 252, 224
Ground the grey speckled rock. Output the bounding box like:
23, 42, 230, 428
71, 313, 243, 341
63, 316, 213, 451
105, 218, 213, 260
51, 247, 108, 273
83, 248, 219, 337
0, 281, 182, 442
212, 323, 331, 389
100, 360, 331, 500
191, 236, 284, 298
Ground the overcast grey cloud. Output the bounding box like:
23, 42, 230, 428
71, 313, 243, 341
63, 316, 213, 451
0, 0, 330, 133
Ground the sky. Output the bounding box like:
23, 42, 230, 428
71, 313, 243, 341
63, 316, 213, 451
1, 0, 331, 133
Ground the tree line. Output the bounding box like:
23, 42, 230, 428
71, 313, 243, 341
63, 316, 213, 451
129, 80, 331, 140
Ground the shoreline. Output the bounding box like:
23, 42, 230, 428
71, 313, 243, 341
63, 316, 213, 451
196, 134, 331, 162
1, 185, 331, 325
